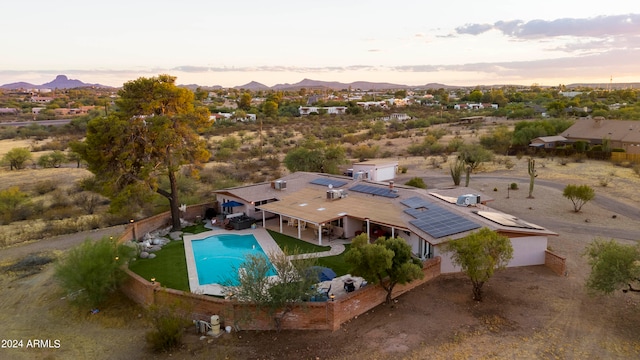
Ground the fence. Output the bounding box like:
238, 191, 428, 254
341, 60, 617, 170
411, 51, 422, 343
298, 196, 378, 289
120, 256, 442, 332
611, 152, 640, 164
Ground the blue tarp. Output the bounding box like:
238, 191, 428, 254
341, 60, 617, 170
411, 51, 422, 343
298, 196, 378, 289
223, 200, 244, 207
307, 266, 337, 282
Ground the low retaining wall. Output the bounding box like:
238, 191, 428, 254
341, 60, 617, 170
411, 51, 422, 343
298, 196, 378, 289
544, 250, 567, 276
120, 257, 442, 331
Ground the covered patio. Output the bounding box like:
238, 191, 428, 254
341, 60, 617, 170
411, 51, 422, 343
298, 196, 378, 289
258, 187, 410, 245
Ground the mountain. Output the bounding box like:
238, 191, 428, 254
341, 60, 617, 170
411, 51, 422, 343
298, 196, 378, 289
1, 75, 110, 90
234, 81, 270, 91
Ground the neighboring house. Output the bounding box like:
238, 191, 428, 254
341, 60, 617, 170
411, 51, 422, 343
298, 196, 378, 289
30, 96, 53, 103
377, 113, 411, 121
213, 172, 556, 274
298, 106, 347, 115
529, 136, 568, 149
0, 107, 19, 115
210, 112, 256, 122
453, 103, 498, 110
351, 160, 398, 182
356, 101, 388, 110
560, 118, 640, 154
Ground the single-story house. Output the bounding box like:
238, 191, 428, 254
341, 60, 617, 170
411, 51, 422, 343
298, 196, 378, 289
560, 118, 640, 154
212, 172, 557, 274
529, 135, 568, 149
350, 160, 398, 182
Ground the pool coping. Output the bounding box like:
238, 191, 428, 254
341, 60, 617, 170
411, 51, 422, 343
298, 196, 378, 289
183, 228, 284, 296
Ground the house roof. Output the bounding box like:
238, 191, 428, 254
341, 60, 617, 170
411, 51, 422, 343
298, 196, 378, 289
215, 172, 556, 244
531, 136, 568, 143
561, 119, 640, 144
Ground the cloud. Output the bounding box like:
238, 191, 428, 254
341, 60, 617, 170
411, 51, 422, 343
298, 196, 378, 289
457, 14, 640, 39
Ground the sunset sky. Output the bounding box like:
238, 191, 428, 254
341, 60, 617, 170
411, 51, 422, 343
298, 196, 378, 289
2, 0, 639, 88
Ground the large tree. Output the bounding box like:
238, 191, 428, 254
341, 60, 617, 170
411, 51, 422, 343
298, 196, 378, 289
80, 75, 211, 230
345, 234, 424, 304
584, 238, 640, 294
2, 147, 32, 170
283, 137, 346, 174
444, 228, 513, 301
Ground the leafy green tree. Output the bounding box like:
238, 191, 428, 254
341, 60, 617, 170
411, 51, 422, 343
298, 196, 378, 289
563, 184, 595, 212
459, 144, 493, 187
238, 92, 252, 111
283, 138, 346, 174
584, 238, 640, 294
229, 249, 318, 331
479, 125, 512, 154
263, 100, 278, 118
54, 237, 135, 307
444, 228, 513, 301
2, 147, 32, 170
345, 234, 424, 304
37, 150, 66, 168
79, 75, 211, 230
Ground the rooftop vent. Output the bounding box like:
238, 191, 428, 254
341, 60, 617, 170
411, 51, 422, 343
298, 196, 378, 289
271, 180, 287, 190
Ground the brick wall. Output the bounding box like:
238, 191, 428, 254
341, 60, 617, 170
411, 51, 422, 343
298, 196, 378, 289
545, 250, 567, 276
120, 257, 442, 331
118, 203, 213, 242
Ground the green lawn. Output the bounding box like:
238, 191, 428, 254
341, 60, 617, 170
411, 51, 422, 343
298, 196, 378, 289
267, 229, 331, 254
316, 244, 351, 276
128, 240, 189, 291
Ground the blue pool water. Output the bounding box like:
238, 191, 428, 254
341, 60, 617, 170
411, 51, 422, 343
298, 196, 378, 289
192, 233, 277, 286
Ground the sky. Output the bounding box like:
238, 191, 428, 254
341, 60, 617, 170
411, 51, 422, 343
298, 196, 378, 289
1, 0, 639, 88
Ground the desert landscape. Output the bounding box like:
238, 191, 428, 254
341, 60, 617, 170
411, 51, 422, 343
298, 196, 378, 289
1, 154, 639, 359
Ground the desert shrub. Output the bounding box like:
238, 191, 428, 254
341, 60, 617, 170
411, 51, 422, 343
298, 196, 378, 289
571, 153, 586, 163
0, 186, 29, 224
558, 157, 569, 166
598, 177, 611, 187
510, 183, 518, 190
633, 164, 640, 176
34, 179, 59, 195
54, 237, 135, 307
400, 166, 408, 174
146, 303, 191, 353
405, 177, 426, 189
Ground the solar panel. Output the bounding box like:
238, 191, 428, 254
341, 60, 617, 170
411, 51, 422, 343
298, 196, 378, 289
404, 202, 481, 238
400, 196, 432, 209
349, 184, 399, 198
310, 178, 348, 188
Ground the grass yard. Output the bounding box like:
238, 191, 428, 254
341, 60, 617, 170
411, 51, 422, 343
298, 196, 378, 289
316, 244, 351, 276
128, 240, 189, 291
267, 229, 331, 254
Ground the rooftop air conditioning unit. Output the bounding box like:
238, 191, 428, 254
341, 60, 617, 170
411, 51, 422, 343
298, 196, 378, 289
456, 194, 480, 206
326, 189, 344, 200
273, 180, 286, 190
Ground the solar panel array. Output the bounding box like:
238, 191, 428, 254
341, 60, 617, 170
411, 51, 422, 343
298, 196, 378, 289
401, 196, 481, 238
349, 184, 399, 198
310, 178, 348, 188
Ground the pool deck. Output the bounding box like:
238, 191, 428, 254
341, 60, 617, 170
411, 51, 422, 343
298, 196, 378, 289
183, 228, 285, 296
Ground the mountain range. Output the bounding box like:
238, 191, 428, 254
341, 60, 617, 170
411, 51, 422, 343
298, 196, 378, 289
2, 75, 636, 91
0, 75, 110, 90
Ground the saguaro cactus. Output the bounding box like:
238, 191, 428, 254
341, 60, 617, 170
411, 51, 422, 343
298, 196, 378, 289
528, 158, 537, 198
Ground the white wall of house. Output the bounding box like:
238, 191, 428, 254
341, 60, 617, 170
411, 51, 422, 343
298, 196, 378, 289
352, 161, 398, 182
508, 235, 548, 267
433, 235, 548, 273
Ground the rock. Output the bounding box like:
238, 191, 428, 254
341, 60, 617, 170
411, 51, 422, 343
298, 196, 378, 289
139, 251, 149, 259
169, 231, 183, 241
151, 238, 163, 245
148, 253, 156, 259
147, 246, 162, 252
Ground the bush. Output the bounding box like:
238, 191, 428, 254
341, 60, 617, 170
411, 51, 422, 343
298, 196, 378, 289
510, 183, 518, 190
54, 237, 135, 307
405, 177, 427, 189
146, 303, 191, 353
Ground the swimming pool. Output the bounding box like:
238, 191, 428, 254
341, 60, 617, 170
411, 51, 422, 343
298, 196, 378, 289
191, 233, 277, 286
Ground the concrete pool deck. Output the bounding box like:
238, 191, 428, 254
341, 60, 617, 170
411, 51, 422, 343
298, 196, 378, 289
183, 228, 285, 296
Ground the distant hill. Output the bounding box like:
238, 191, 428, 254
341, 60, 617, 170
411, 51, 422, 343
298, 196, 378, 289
234, 81, 270, 91
1, 75, 111, 90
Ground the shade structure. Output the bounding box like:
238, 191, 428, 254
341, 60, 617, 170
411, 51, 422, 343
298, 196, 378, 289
307, 266, 337, 282
223, 200, 244, 208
